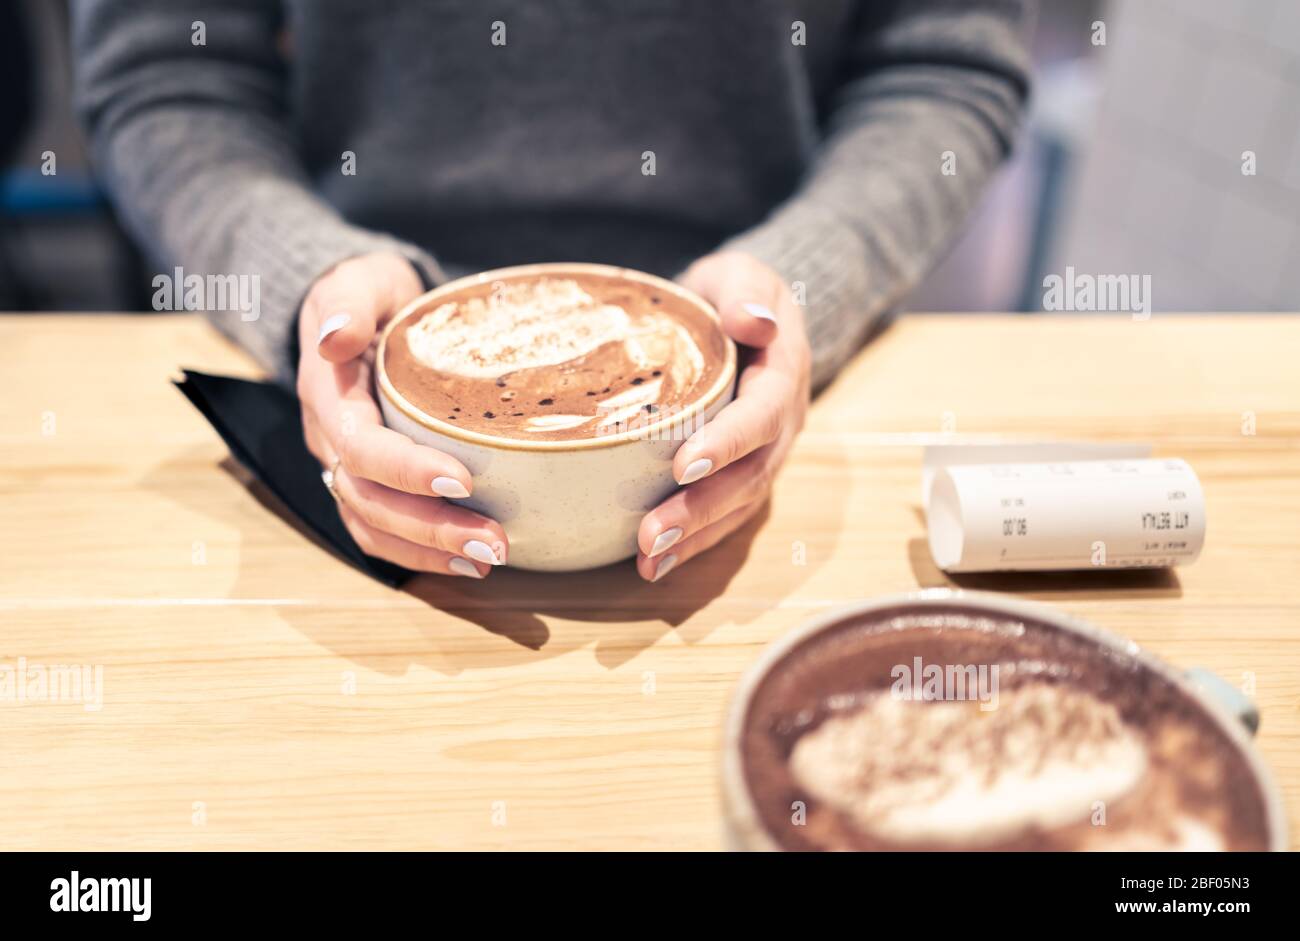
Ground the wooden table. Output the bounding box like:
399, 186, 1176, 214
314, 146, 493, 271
2, 313, 1298, 850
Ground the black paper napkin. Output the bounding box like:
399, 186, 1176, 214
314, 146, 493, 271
173, 369, 413, 587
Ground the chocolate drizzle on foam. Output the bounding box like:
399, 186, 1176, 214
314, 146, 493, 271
740, 606, 1272, 851
384, 275, 727, 442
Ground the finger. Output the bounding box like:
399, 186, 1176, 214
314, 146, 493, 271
335, 420, 474, 499
299, 351, 476, 501
639, 445, 777, 557
679, 252, 781, 349
337, 503, 489, 577
335, 469, 508, 565
637, 502, 762, 582
309, 306, 378, 365
303, 266, 391, 363
669, 366, 790, 484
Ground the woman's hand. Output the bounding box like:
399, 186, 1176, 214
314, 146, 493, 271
297, 252, 509, 577
636, 251, 812, 581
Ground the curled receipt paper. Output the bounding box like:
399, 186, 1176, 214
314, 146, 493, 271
925, 458, 1206, 573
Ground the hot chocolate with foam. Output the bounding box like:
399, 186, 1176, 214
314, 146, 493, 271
739, 603, 1272, 851
383, 271, 728, 441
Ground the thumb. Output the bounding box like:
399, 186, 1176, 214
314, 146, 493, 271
679, 251, 782, 349
305, 254, 423, 363
309, 276, 384, 364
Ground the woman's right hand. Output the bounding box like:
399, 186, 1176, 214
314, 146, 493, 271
296, 252, 509, 578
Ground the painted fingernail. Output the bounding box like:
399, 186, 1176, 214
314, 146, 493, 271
463, 539, 503, 565
449, 557, 483, 578
650, 527, 683, 557
742, 302, 777, 323
652, 554, 679, 582
432, 476, 470, 499
317, 312, 351, 345
678, 458, 713, 485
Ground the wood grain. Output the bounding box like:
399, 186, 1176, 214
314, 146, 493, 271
1, 313, 1297, 850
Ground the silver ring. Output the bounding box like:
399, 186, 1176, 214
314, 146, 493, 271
321, 458, 342, 503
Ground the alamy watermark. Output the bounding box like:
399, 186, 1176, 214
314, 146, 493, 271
50, 871, 150, 922
152, 266, 260, 322
1042, 266, 1151, 319
594, 400, 711, 442
890, 657, 999, 711
0, 657, 104, 711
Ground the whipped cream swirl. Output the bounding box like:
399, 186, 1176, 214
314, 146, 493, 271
789, 682, 1149, 847
403, 278, 706, 433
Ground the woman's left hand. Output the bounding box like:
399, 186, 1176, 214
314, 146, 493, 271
636, 251, 812, 582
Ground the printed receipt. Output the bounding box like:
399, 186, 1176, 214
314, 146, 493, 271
926, 458, 1206, 573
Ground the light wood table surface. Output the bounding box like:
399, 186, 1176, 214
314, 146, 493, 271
1, 313, 1298, 850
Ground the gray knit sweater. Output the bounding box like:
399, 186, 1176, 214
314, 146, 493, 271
72, 0, 1032, 390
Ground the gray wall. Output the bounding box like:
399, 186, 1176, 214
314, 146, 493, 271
1051, 0, 1300, 310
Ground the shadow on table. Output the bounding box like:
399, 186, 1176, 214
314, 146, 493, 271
905, 536, 1183, 598
399, 502, 772, 668
144, 423, 846, 673
388, 420, 853, 668
195, 456, 809, 670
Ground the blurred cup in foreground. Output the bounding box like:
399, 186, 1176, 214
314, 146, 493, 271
722, 591, 1286, 851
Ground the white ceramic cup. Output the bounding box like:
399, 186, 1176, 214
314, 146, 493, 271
376, 263, 737, 572
720, 590, 1289, 851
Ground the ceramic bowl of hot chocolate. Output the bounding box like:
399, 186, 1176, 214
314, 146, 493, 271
376, 262, 737, 572
722, 591, 1287, 851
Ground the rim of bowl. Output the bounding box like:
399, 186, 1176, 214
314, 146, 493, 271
375, 262, 738, 453
720, 589, 1289, 852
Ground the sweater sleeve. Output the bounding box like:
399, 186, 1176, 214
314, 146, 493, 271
723, 0, 1034, 390
71, 0, 443, 386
